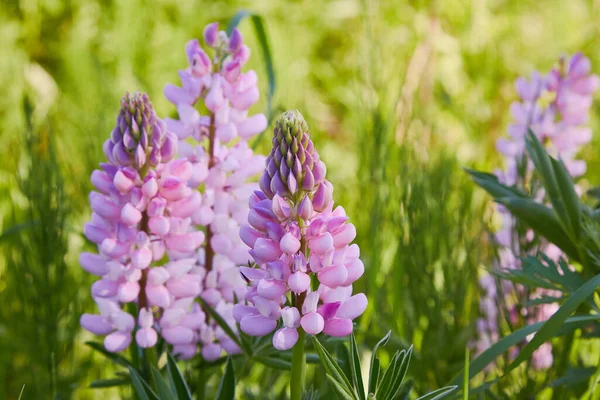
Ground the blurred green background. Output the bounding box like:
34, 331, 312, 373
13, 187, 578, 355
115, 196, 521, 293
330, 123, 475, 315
1, 0, 600, 398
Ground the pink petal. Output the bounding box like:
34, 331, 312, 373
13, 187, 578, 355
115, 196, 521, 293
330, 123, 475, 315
322, 318, 353, 337
288, 271, 310, 294
104, 331, 132, 352
146, 284, 171, 308
136, 328, 158, 348
257, 279, 288, 300
273, 327, 299, 350
118, 281, 140, 303
309, 233, 334, 255
318, 264, 348, 288
240, 315, 277, 336
162, 326, 195, 345
300, 312, 324, 335
79, 252, 108, 276
336, 293, 368, 320
280, 232, 301, 255
80, 314, 113, 335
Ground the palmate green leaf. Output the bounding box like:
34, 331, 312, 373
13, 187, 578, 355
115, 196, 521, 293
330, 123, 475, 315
128, 366, 159, 400
448, 315, 600, 387
166, 352, 193, 400
198, 298, 246, 354
377, 347, 412, 400
416, 386, 458, 400
311, 336, 357, 400
150, 365, 175, 400
368, 331, 391, 395
216, 357, 236, 400
349, 333, 366, 400
508, 273, 600, 372
86, 341, 133, 368
327, 374, 356, 400
495, 197, 580, 261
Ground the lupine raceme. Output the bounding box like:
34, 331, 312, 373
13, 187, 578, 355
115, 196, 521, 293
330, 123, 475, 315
162, 22, 266, 360
233, 110, 368, 351
80, 93, 206, 354
475, 53, 599, 369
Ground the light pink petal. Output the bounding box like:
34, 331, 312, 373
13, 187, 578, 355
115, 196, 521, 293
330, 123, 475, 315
136, 328, 158, 348
162, 326, 195, 345
104, 331, 132, 352
300, 312, 324, 335
322, 318, 353, 337
80, 314, 113, 335
336, 293, 368, 320
240, 315, 277, 336
273, 327, 299, 350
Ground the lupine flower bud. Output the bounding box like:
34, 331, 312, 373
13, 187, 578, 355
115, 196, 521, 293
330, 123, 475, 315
259, 110, 326, 200
235, 111, 366, 351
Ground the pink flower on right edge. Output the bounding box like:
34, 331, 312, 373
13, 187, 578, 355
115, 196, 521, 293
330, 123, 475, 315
233, 110, 367, 350
475, 53, 599, 370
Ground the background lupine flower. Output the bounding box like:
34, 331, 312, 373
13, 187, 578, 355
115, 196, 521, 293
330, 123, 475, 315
80, 93, 206, 353
233, 110, 367, 351
475, 53, 599, 369
163, 22, 266, 360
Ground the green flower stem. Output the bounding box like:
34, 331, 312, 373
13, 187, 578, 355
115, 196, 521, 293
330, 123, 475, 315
290, 329, 306, 400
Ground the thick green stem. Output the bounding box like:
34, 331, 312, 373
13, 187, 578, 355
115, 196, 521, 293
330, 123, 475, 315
290, 329, 306, 400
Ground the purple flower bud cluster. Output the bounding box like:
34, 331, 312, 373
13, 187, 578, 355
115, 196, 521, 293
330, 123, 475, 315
161, 22, 267, 360
475, 53, 598, 370
233, 110, 367, 350
81, 93, 208, 355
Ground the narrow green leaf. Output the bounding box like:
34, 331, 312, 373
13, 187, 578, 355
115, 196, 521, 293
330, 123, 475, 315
166, 352, 193, 400
216, 357, 236, 400
326, 374, 356, 400
496, 197, 580, 261
311, 336, 357, 399
508, 273, 600, 372
128, 366, 159, 400
150, 365, 175, 400
86, 341, 133, 368
375, 350, 401, 400
551, 157, 582, 241
464, 168, 526, 199
463, 348, 469, 400
349, 333, 366, 400
254, 355, 292, 370
198, 298, 245, 353
416, 386, 458, 400
368, 331, 391, 395
385, 346, 413, 400
525, 132, 568, 231
89, 378, 129, 388
449, 315, 600, 386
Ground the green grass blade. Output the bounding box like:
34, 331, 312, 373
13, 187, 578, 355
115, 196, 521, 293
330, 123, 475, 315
368, 331, 391, 395
128, 366, 159, 400
89, 378, 129, 388
311, 336, 357, 399
216, 357, 236, 400
327, 374, 357, 400
449, 315, 600, 387
507, 273, 600, 372
416, 386, 458, 400
349, 333, 366, 400
166, 352, 193, 400
85, 341, 133, 368
150, 365, 175, 400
